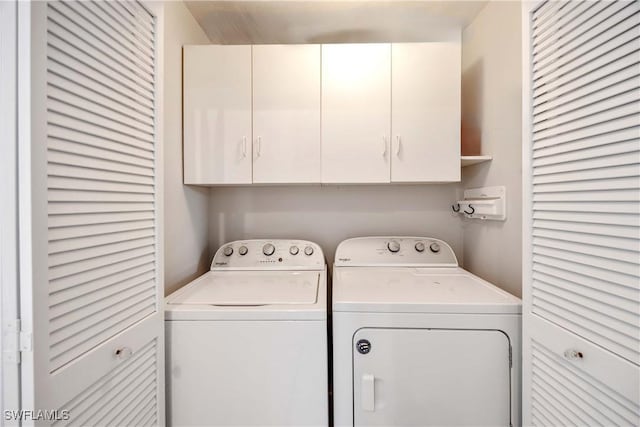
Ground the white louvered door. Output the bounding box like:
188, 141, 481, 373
19, 1, 164, 424
1, 0, 21, 417
522, 1, 640, 425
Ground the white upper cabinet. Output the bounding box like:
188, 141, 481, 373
183, 45, 252, 184
253, 45, 321, 183
183, 43, 462, 185
321, 44, 392, 184
391, 43, 461, 182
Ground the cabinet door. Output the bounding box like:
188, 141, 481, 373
322, 44, 391, 183
391, 43, 460, 182
183, 45, 252, 184
253, 45, 321, 183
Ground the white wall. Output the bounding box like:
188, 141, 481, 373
460, 1, 522, 297
183, 0, 523, 296
163, 1, 211, 295
209, 185, 463, 267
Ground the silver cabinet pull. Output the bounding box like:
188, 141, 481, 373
255, 136, 262, 158
382, 136, 388, 157
396, 135, 402, 156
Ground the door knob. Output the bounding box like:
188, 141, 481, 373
114, 346, 133, 361
563, 349, 584, 360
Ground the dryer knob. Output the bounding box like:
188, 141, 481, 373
387, 240, 400, 253
262, 243, 275, 256
289, 245, 299, 255
415, 242, 425, 252
304, 246, 314, 256
223, 246, 233, 256
430, 242, 441, 253
238, 246, 248, 256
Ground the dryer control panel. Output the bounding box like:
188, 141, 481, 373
211, 240, 325, 270
334, 236, 458, 267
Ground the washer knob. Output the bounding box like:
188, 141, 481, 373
238, 246, 248, 256
415, 242, 425, 252
262, 243, 275, 256
223, 246, 233, 256
304, 246, 314, 256
387, 240, 400, 253
289, 245, 299, 255
430, 242, 441, 253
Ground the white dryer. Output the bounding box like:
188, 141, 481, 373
332, 237, 521, 427
166, 239, 328, 426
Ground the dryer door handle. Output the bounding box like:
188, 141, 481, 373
361, 374, 375, 412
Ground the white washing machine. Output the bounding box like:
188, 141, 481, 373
332, 237, 521, 427
165, 239, 328, 426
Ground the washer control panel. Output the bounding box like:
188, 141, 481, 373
334, 236, 458, 267
211, 240, 324, 270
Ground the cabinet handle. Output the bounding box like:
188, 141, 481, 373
255, 136, 261, 158
396, 135, 402, 156
382, 136, 388, 157
242, 136, 247, 158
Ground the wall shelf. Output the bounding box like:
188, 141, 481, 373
461, 155, 492, 167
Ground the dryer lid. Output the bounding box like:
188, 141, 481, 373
167, 271, 320, 306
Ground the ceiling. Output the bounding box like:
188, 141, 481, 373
185, 1, 489, 44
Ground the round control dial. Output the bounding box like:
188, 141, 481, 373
430, 242, 441, 253
415, 242, 425, 252
289, 246, 299, 255
304, 246, 314, 256
238, 246, 248, 256
262, 243, 275, 256
223, 246, 233, 256
387, 240, 400, 253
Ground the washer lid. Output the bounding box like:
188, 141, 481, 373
167, 271, 320, 306
333, 268, 521, 314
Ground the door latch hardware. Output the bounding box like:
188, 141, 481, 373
563, 349, 583, 360
115, 346, 133, 361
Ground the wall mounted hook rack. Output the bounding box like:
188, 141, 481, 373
454, 186, 506, 221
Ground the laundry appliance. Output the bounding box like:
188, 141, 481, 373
332, 236, 522, 427
165, 239, 328, 426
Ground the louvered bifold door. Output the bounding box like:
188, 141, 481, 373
523, 1, 640, 426
22, 1, 164, 424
